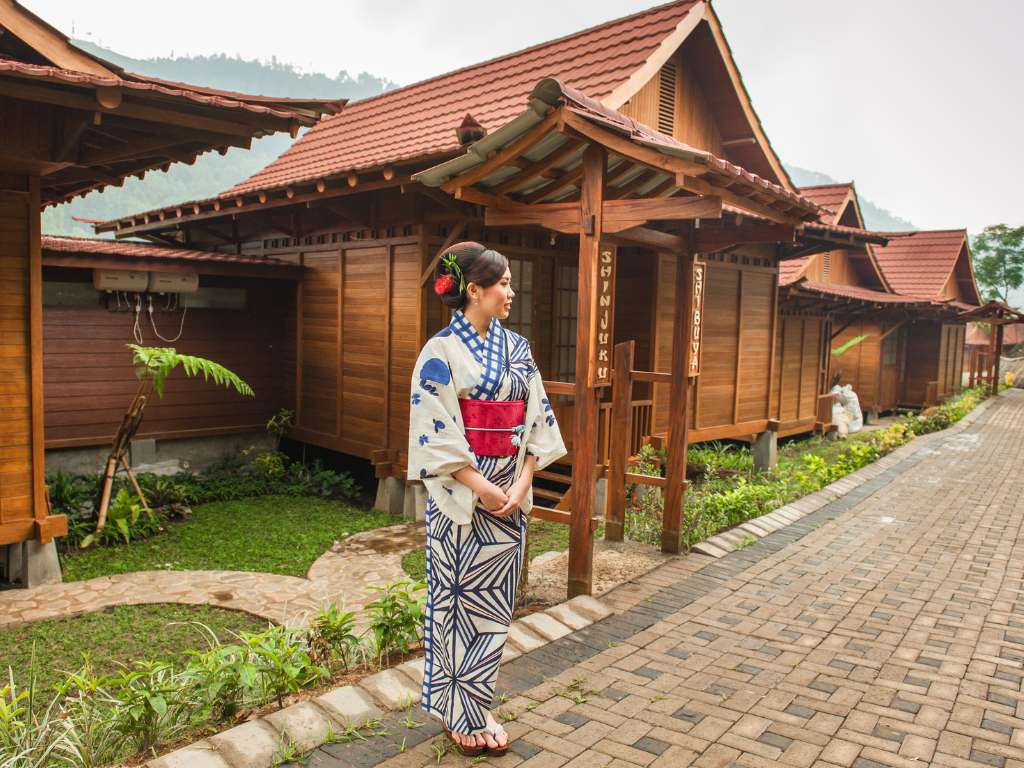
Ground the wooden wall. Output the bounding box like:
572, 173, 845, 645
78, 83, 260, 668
652, 250, 777, 443
0, 180, 37, 546
772, 315, 826, 434
43, 274, 295, 449
937, 324, 966, 400
619, 49, 723, 155
829, 320, 907, 414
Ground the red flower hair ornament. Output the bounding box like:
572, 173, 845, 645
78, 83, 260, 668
433, 251, 466, 296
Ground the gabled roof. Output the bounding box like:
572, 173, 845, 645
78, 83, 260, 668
873, 229, 982, 306
778, 182, 889, 290
786, 279, 926, 305
0, 0, 344, 203
410, 78, 819, 224
966, 322, 1024, 346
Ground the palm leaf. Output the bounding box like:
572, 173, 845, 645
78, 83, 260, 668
128, 344, 254, 398
832, 334, 868, 357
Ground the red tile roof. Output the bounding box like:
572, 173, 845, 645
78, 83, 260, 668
872, 229, 973, 301
41, 236, 298, 269
788, 279, 925, 305
224, 0, 703, 196
0, 60, 345, 121
798, 183, 853, 223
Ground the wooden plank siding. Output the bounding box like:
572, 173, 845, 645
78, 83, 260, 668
652, 250, 778, 443
43, 277, 294, 448
0, 184, 36, 545
773, 315, 826, 432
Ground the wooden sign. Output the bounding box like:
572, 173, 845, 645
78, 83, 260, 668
689, 260, 706, 377
590, 245, 617, 387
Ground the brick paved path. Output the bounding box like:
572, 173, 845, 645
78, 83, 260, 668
297, 391, 1024, 768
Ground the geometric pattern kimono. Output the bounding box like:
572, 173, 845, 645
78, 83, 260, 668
407, 309, 567, 735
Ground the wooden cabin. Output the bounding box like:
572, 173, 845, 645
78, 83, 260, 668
0, 0, 338, 586
872, 229, 981, 406
95, 0, 828, 591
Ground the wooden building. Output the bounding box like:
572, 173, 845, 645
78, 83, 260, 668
871, 229, 981, 406
96, 3, 827, 487
0, 0, 339, 585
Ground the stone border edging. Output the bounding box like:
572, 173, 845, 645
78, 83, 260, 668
692, 395, 999, 558
145, 594, 614, 768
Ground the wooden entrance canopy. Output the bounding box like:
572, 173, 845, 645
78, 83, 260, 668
412, 77, 821, 596
959, 301, 1024, 389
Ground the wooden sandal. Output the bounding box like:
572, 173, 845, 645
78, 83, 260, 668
444, 727, 485, 756
483, 720, 510, 756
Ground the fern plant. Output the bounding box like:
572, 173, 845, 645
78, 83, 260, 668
129, 344, 254, 398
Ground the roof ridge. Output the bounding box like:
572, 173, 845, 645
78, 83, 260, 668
320, 0, 697, 113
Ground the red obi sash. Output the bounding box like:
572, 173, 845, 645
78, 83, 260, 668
459, 399, 526, 457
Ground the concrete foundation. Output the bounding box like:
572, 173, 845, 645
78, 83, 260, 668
752, 430, 778, 471
3, 539, 62, 588
45, 431, 275, 476
374, 476, 407, 518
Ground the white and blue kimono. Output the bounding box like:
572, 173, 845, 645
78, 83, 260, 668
407, 309, 566, 735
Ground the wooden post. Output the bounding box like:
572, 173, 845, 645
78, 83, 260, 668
605, 341, 634, 542
661, 229, 694, 555
993, 324, 1005, 393
568, 144, 605, 598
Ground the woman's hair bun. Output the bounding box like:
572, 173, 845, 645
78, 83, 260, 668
434, 241, 508, 310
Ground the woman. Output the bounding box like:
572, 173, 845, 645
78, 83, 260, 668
407, 241, 567, 755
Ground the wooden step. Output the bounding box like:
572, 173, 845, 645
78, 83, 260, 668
535, 469, 572, 485
532, 486, 565, 502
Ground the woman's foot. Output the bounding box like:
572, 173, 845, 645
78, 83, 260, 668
481, 711, 509, 751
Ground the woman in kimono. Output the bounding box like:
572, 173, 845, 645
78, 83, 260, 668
408, 241, 566, 755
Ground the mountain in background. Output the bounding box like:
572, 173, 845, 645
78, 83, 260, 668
785, 165, 916, 231
43, 42, 395, 237
42, 46, 917, 238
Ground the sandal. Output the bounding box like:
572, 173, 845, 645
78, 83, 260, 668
483, 720, 510, 756
443, 726, 485, 756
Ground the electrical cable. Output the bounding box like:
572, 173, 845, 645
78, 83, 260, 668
148, 293, 187, 343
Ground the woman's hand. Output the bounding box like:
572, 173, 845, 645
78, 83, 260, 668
493, 455, 537, 517
477, 480, 510, 512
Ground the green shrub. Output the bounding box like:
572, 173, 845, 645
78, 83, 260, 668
241, 626, 327, 709
309, 605, 362, 672
363, 579, 426, 666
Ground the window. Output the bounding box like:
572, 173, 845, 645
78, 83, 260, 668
43, 280, 99, 306
554, 261, 578, 382
502, 255, 534, 342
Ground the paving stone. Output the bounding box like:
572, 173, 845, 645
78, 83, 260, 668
146, 741, 231, 768
359, 669, 421, 709
208, 720, 283, 768
263, 701, 339, 752
565, 595, 613, 621
518, 611, 573, 641
545, 602, 593, 630
507, 621, 548, 651
315, 686, 382, 726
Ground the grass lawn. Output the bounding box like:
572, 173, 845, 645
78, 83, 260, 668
0, 604, 267, 694
61, 495, 402, 582
401, 516, 570, 581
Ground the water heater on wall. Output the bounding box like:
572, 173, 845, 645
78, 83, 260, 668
93, 269, 148, 292
148, 272, 199, 294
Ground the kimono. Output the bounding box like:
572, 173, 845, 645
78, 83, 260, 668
407, 308, 567, 735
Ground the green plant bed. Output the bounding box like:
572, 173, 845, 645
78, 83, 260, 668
0, 604, 267, 697
60, 496, 401, 582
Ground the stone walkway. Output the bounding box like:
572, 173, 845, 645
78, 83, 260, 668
0, 523, 425, 629
294, 390, 1024, 768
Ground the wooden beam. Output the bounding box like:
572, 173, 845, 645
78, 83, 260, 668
520, 165, 583, 205
695, 223, 795, 252
679, 173, 803, 226
491, 140, 582, 195
605, 226, 685, 253
440, 109, 561, 192
419, 221, 469, 286
484, 195, 722, 234
568, 143, 605, 598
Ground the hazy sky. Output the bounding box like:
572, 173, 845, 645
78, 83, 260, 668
26, 0, 1022, 234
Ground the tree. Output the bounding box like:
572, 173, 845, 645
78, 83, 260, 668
972, 224, 1024, 303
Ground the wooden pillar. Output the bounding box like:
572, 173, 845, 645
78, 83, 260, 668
567, 144, 605, 597
28, 176, 46, 538
605, 340, 634, 542
993, 323, 1005, 393
661, 229, 694, 554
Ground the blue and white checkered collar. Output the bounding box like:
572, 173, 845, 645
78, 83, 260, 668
450, 309, 500, 362
450, 309, 505, 400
